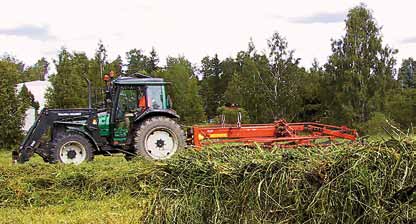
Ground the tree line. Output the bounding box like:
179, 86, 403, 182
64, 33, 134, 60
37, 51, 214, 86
1, 4, 415, 149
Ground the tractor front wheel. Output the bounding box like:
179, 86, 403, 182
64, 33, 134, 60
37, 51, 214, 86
50, 134, 94, 164
134, 116, 185, 160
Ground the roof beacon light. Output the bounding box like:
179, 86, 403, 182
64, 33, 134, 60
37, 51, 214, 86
103, 74, 110, 81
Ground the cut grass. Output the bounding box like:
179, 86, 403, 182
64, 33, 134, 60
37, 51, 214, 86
141, 141, 416, 223
0, 152, 149, 223
0, 194, 143, 224
0, 136, 415, 223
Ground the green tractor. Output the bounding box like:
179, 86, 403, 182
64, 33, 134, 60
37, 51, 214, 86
13, 73, 185, 164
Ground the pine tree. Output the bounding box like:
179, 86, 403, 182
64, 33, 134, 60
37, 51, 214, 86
126, 49, 149, 74
297, 60, 325, 121
398, 58, 416, 88
87, 42, 110, 105
147, 47, 160, 74
126, 48, 159, 75
95, 40, 108, 81
199, 54, 223, 119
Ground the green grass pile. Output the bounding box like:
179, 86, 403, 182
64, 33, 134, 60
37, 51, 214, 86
142, 140, 416, 223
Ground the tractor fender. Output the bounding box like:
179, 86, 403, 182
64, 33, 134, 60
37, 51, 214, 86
65, 126, 101, 152
134, 109, 180, 124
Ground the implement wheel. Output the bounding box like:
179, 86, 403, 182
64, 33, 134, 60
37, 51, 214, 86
50, 134, 94, 164
134, 116, 185, 160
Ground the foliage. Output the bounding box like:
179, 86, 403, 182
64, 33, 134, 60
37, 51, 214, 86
324, 4, 398, 126
385, 88, 416, 130
199, 55, 234, 119
215, 106, 250, 124
18, 84, 39, 112
231, 51, 272, 123
45, 49, 90, 108
265, 32, 303, 120
398, 58, 416, 89
46, 43, 124, 109
5, 3, 416, 140
126, 47, 159, 75
297, 60, 326, 121
155, 57, 206, 124
0, 60, 27, 148
199, 55, 223, 119
23, 57, 49, 82
0, 55, 48, 83
359, 112, 394, 135
87, 42, 123, 106
221, 34, 304, 123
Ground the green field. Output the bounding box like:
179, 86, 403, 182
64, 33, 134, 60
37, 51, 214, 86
0, 153, 147, 223
0, 138, 415, 223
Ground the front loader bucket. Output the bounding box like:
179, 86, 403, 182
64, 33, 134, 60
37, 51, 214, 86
12, 146, 35, 164
12, 150, 19, 164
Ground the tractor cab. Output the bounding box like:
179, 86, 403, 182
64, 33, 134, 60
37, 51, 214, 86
100, 74, 178, 146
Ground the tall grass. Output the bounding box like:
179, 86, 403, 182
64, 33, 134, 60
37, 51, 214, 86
142, 140, 415, 223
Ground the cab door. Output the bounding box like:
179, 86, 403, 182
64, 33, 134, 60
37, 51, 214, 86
111, 86, 144, 144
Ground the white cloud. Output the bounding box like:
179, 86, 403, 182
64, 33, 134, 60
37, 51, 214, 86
400, 37, 416, 44
287, 12, 346, 24
0, 24, 55, 41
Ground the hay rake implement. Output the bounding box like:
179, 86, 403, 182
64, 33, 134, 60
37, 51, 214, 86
192, 119, 358, 148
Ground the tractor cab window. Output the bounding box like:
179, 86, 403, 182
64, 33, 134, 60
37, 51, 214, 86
116, 87, 144, 120
147, 85, 166, 110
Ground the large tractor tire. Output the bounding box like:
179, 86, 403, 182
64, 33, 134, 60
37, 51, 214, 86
134, 116, 185, 160
50, 133, 94, 164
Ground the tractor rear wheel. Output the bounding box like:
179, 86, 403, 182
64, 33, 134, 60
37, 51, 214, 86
50, 134, 94, 164
134, 116, 185, 160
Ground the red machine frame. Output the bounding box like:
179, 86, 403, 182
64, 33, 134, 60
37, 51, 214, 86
192, 119, 357, 148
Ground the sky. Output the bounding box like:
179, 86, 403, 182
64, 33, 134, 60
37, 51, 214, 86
1, 0, 416, 71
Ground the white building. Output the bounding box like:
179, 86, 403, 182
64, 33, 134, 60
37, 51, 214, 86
16, 80, 51, 131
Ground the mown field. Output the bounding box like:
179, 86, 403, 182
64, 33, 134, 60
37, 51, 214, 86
0, 154, 147, 223
0, 137, 415, 223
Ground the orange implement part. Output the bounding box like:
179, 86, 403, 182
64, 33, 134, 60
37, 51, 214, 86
192, 119, 357, 148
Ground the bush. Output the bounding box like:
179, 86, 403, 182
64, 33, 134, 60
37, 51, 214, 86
360, 112, 398, 135
214, 106, 250, 124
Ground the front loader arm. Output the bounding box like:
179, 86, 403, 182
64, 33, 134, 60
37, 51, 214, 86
13, 108, 98, 163
12, 108, 52, 163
